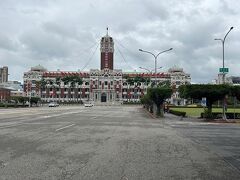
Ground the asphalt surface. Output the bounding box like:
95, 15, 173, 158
0, 105, 240, 180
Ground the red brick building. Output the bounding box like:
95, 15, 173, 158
0, 87, 11, 101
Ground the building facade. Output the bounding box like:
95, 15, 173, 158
168, 66, 191, 105
213, 74, 240, 85
0, 66, 8, 83
23, 65, 47, 98
23, 31, 191, 105
0, 87, 11, 102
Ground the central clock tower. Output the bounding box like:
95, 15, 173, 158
100, 28, 114, 70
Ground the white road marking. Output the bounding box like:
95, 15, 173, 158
40, 110, 83, 119
43, 115, 51, 118
55, 124, 75, 132
0, 123, 25, 129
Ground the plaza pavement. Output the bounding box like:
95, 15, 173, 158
0, 105, 239, 180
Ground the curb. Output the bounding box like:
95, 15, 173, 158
142, 108, 156, 119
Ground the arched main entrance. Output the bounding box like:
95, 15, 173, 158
101, 93, 107, 102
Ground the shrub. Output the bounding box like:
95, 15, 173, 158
169, 110, 186, 117
123, 101, 141, 105
201, 112, 240, 119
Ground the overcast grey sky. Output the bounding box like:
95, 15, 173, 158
0, 0, 239, 83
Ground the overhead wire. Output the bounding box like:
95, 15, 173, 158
114, 40, 135, 71
72, 41, 98, 57
81, 43, 100, 71
115, 39, 149, 72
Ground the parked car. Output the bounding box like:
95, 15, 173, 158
48, 102, 59, 107
84, 102, 94, 107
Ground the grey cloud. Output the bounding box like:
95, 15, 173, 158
0, 34, 18, 51
19, 28, 73, 59
0, 0, 239, 83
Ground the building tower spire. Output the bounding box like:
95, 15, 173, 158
100, 28, 114, 70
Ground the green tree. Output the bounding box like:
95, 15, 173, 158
30, 97, 41, 106
11, 96, 28, 106
56, 77, 61, 86
133, 76, 146, 83
126, 77, 134, 85
39, 78, 47, 88
11, 96, 20, 107
61, 75, 83, 102
62, 75, 82, 86
140, 93, 153, 113
157, 80, 171, 88
179, 84, 230, 117
230, 86, 240, 101
148, 87, 172, 117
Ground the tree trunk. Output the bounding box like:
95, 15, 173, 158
156, 104, 161, 117
205, 99, 213, 119
155, 103, 163, 117
207, 100, 212, 114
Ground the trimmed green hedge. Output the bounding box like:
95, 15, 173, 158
0, 103, 28, 108
201, 112, 240, 119
123, 101, 141, 105
169, 110, 186, 117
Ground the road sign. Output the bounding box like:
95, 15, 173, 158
201, 97, 207, 107
219, 68, 229, 73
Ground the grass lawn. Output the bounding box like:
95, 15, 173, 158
170, 107, 240, 117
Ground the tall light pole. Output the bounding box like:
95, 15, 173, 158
139, 48, 172, 86
214, 26, 233, 84
139, 66, 162, 73
139, 66, 162, 86
214, 26, 234, 120
27, 80, 32, 108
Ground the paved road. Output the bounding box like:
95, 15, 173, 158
166, 113, 240, 174
0, 106, 240, 180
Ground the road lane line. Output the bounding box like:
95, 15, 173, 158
55, 124, 75, 132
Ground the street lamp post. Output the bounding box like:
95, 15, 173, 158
139, 48, 172, 86
27, 80, 32, 108
139, 66, 163, 73
214, 27, 234, 120
139, 67, 152, 73
139, 66, 163, 86
214, 27, 234, 84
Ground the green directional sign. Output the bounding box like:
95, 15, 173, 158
219, 68, 229, 73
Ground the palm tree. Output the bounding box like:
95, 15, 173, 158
61, 75, 83, 102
